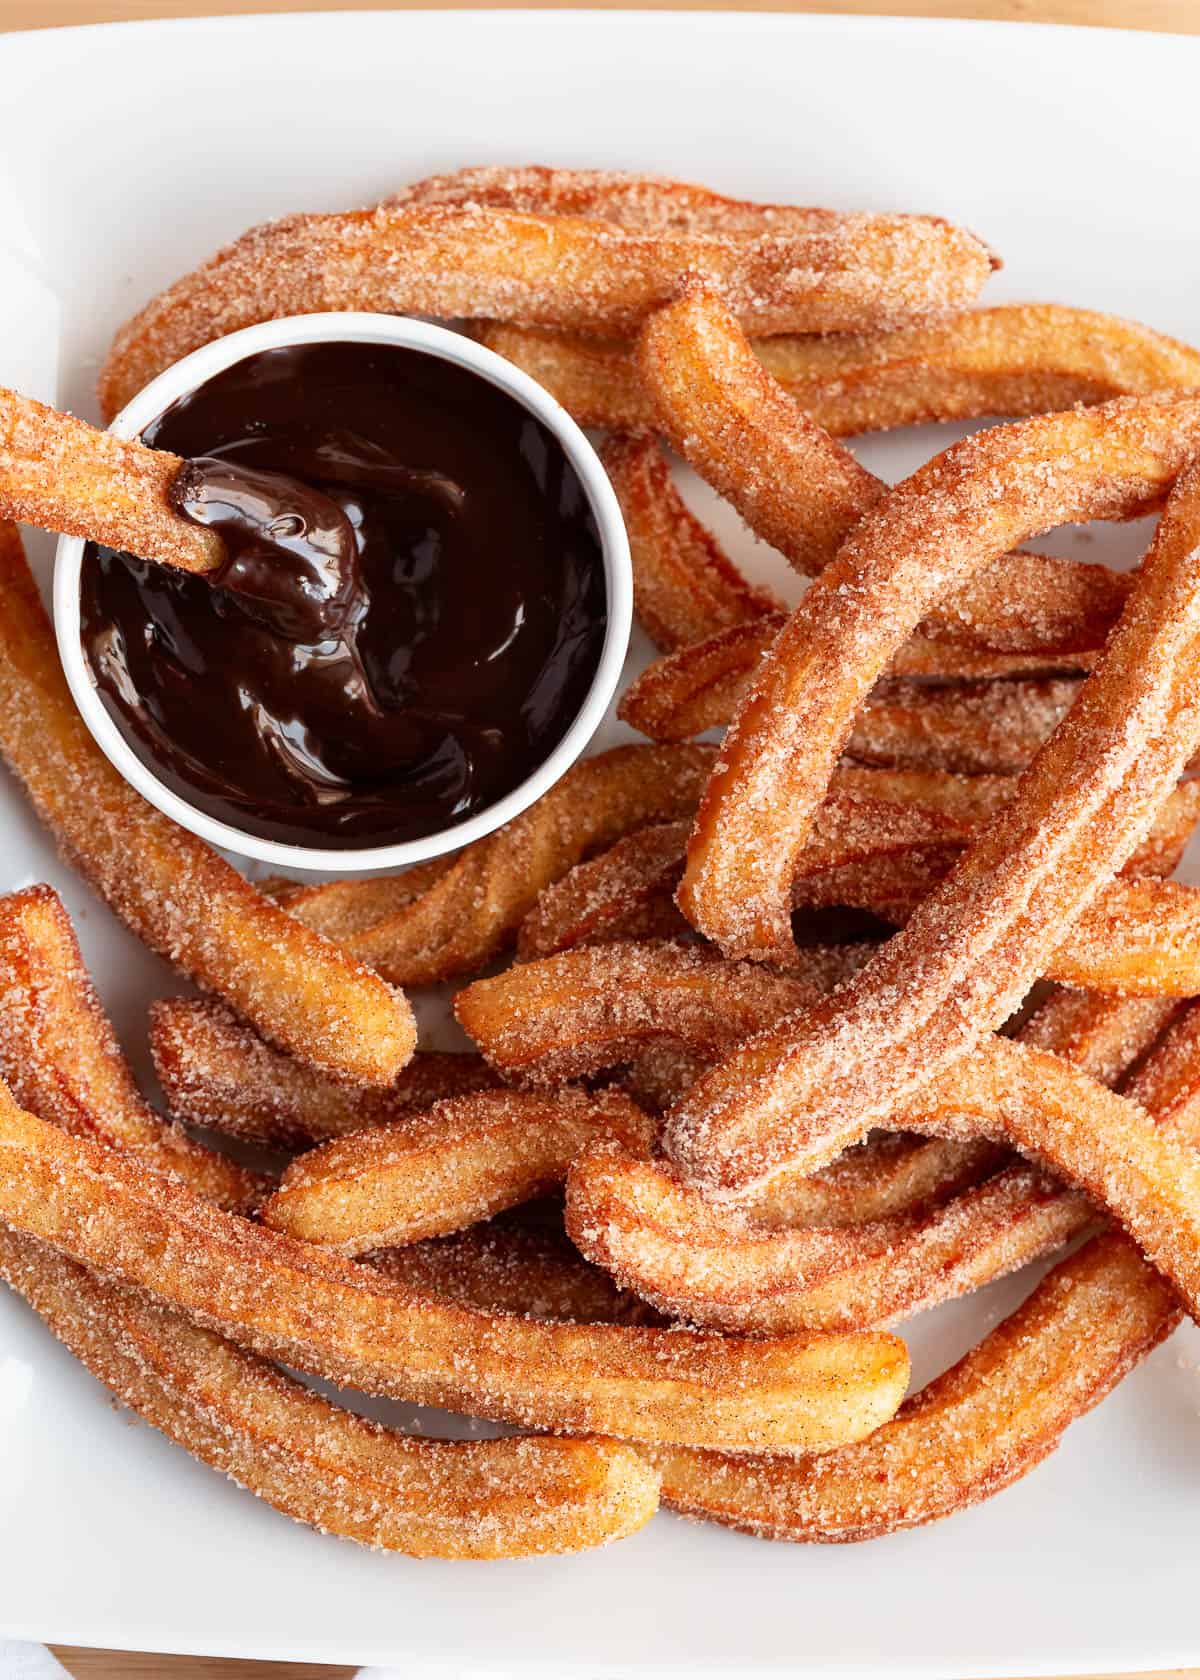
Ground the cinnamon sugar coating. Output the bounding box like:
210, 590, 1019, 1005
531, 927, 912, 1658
0, 1229, 661, 1558
262, 1087, 650, 1254
263, 743, 715, 986
0, 1085, 909, 1453
638, 287, 1130, 657
652, 1233, 1179, 1542
151, 999, 498, 1151
98, 202, 994, 418
563, 987, 1162, 1334
478, 303, 1200, 434
670, 445, 1200, 1195
0, 387, 220, 572
0, 886, 265, 1212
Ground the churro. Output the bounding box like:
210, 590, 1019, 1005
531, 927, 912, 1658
674, 395, 1200, 966
280, 755, 1197, 986
0, 886, 264, 1212
568, 1145, 1087, 1333
622, 646, 1083, 774
0, 1229, 660, 1557
478, 303, 1200, 434
652, 1233, 1180, 1541
638, 286, 1131, 656
0, 916, 658, 1557
670, 444, 1200, 1197
150, 999, 498, 1151
601, 431, 779, 650
0, 1084, 909, 1452
0, 523, 414, 1086
0, 387, 221, 572
98, 203, 994, 419
562, 987, 1163, 1334
514, 798, 1200, 993
261, 1087, 650, 1254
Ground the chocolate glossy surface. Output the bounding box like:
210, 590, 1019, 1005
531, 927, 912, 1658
80, 342, 607, 848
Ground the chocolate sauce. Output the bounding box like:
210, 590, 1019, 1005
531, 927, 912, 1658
79, 342, 608, 848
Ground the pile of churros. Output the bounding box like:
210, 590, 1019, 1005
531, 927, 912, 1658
3, 163, 1200, 1560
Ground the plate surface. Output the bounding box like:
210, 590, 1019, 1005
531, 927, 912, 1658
1, 9, 1200, 1673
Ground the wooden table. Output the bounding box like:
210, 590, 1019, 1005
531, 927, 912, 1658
5, 0, 1198, 1673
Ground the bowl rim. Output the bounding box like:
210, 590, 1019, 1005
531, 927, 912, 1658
53, 310, 633, 874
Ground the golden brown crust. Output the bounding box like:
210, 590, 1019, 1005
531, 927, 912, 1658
261, 1087, 650, 1254
98, 203, 994, 418
601, 432, 779, 650
637, 286, 1131, 657
621, 644, 1086, 774
0, 886, 265, 1212
652, 1234, 1180, 1542
0, 907, 660, 1559
562, 987, 1159, 1335
0, 1085, 909, 1453
262, 743, 716, 985
478, 304, 1200, 435
1122, 1000, 1200, 1142
0, 524, 414, 1086
568, 1140, 1085, 1334
0, 388, 220, 571
150, 999, 498, 1151
393, 165, 852, 234
670, 448, 1200, 1196
0, 1226, 660, 1557
513, 788, 1200, 993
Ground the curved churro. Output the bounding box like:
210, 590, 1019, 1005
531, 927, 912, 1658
98, 203, 994, 419
459, 945, 1200, 1296
0, 917, 658, 1557
518, 768, 1013, 958
638, 287, 1131, 657
277, 758, 1141, 987
263, 742, 714, 986
652, 1233, 1180, 1542
0, 886, 264, 1212
261, 1087, 650, 1254
568, 1144, 1087, 1334
622, 617, 1091, 748
562, 986, 1163, 1334
150, 999, 498, 1151
602, 431, 1088, 699
0, 1085, 909, 1453
478, 304, 1200, 434
675, 394, 1200, 966
621, 638, 1083, 773
0, 1228, 659, 1557
669, 445, 1200, 1196
514, 800, 1200, 994
601, 431, 780, 650
0, 387, 221, 571
0, 524, 413, 1086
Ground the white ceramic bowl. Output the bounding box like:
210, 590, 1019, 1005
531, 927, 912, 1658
54, 311, 632, 873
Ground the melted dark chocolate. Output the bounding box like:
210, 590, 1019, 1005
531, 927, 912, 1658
80, 342, 608, 848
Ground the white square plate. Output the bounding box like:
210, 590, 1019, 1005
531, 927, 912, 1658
1, 10, 1200, 1673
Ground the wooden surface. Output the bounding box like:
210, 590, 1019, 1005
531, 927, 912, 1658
1, 0, 1200, 29
52, 1655, 358, 1680
6, 0, 1198, 1674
